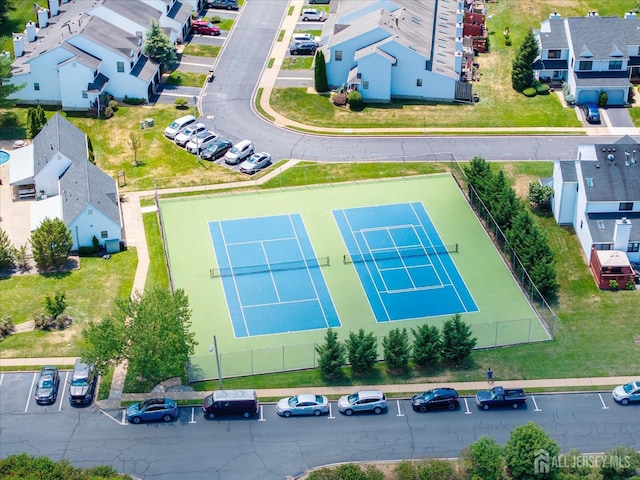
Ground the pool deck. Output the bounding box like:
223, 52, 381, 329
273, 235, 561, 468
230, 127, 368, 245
0, 140, 34, 248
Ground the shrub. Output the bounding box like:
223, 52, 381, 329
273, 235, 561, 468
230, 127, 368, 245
78, 246, 96, 257
626, 278, 636, 290
122, 96, 146, 105
609, 279, 619, 290
0, 315, 15, 339
347, 90, 364, 111
175, 97, 188, 108
92, 235, 100, 253
43, 290, 67, 319
395, 461, 418, 480
598, 90, 608, 107
522, 87, 537, 97
33, 313, 49, 330
332, 93, 347, 107
564, 94, 575, 105
505, 38, 512, 46
210, 15, 222, 23
103, 106, 114, 119
108, 100, 118, 111
535, 82, 550, 95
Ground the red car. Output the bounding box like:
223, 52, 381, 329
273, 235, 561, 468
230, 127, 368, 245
192, 20, 221, 36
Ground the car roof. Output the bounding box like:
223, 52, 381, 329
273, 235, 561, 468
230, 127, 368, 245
296, 393, 321, 403
356, 390, 384, 398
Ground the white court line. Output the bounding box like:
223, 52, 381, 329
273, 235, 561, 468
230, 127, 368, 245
395, 400, 404, 417
598, 393, 609, 410
189, 407, 197, 424
25, 372, 37, 412
58, 371, 69, 412
531, 395, 542, 411
328, 402, 335, 419
259, 404, 265, 421
464, 397, 472, 414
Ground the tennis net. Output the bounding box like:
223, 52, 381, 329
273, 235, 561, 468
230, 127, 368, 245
210, 256, 330, 277
343, 243, 458, 265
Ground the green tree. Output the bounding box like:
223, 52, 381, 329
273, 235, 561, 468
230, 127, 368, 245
462, 436, 505, 480
345, 328, 378, 375
529, 181, 553, 210
314, 49, 328, 93
411, 323, 441, 369
87, 136, 96, 164
0, 227, 14, 271
0, 54, 25, 108
599, 445, 640, 480
511, 29, 539, 92
416, 458, 456, 480
13, 244, 30, 271
82, 316, 124, 374
556, 449, 600, 480
29, 217, 73, 270
0, 453, 130, 479
315, 328, 345, 380
129, 132, 142, 165
43, 290, 67, 319
504, 422, 560, 480
143, 20, 177, 72
440, 313, 477, 365
463, 156, 493, 201
382, 327, 410, 371
26, 105, 47, 139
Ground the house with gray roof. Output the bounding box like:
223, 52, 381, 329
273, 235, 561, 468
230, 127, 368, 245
533, 11, 640, 105
8, 114, 122, 251
323, 0, 467, 103
552, 136, 640, 287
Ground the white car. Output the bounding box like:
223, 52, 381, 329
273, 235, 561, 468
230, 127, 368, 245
224, 140, 254, 165
612, 381, 640, 405
276, 394, 329, 417
291, 33, 322, 46
186, 131, 218, 154
174, 123, 207, 147
300, 8, 327, 22
239, 152, 271, 174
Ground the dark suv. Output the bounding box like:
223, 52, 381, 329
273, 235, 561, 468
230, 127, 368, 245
411, 388, 459, 412
69, 360, 96, 406
581, 103, 600, 124
290, 41, 317, 56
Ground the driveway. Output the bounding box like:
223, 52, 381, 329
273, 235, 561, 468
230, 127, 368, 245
603, 106, 635, 128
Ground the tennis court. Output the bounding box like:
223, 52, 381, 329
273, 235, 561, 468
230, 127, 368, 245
334, 202, 477, 321
208, 214, 339, 337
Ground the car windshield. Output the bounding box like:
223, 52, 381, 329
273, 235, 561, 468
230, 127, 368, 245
248, 156, 259, 164
39, 379, 53, 388
623, 383, 637, 393
71, 378, 88, 386
288, 396, 299, 406
169, 121, 179, 129
347, 393, 359, 404
422, 392, 435, 401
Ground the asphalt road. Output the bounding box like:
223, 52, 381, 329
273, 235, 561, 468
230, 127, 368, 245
1, 371, 639, 479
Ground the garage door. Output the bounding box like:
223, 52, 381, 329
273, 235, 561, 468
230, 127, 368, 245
605, 89, 625, 106
577, 89, 599, 104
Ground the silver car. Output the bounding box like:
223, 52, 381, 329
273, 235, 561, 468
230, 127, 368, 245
276, 394, 329, 417
612, 381, 640, 405
174, 122, 207, 147
337, 390, 386, 416
239, 152, 271, 174
186, 131, 218, 154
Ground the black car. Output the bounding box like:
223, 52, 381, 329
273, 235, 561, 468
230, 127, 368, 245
34, 366, 60, 405
290, 41, 317, 56
411, 388, 459, 412
200, 138, 233, 161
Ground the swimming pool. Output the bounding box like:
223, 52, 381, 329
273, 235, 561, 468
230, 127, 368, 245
0, 150, 10, 166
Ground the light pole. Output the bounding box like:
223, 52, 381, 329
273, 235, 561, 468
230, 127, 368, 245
209, 335, 223, 390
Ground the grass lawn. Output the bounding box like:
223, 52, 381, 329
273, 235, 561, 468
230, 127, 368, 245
164, 71, 207, 87
281, 57, 314, 70
180, 44, 220, 58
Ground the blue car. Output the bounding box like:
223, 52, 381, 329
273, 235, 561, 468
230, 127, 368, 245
126, 398, 178, 424
582, 103, 600, 124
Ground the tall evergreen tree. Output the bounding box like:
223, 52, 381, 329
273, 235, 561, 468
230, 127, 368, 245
511, 29, 539, 92
382, 327, 410, 371
315, 328, 345, 380
26, 106, 47, 139
463, 156, 494, 201
440, 313, 477, 365
345, 328, 378, 375
0, 227, 15, 271
143, 20, 177, 72
314, 49, 328, 93
29, 218, 73, 270
0, 54, 25, 108
411, 324, 441, 369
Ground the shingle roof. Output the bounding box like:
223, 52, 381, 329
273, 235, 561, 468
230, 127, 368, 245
566, 16, 639, 61
33, 114, 87, 177
536, 18, 568, 50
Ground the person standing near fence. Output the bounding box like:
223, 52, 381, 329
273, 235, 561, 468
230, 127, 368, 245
487, 367, 493, 384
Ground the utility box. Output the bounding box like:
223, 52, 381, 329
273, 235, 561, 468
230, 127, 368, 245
145, 118, 154, 127
105, 239, 121, 254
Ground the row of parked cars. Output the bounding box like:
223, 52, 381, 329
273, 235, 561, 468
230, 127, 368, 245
163, 115, 272, 174
34, 360, 96, 406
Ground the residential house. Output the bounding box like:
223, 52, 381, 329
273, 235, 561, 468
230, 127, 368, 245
8, 114, 122, 251
533, 11, 640, 105
552, 136, 640, 289
323, 0, 470, 103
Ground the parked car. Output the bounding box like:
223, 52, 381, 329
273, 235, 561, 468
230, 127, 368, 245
337, 390, 387, 415
126, 398, 178, 424
186, 131, 218, 154
224, 140, 254, 165
174, 122, 207, 147
276, 394, 329, 417
202, 389, 259, 419
164, 115, 196, 139
68, 359, 96, 406
411, 388, 459, 412
291, 33, 321, 46
290, 41, 318, 55
582, 103, 601, 124
200, 138, 233, 161
34, 366, 60, 405
207, 0, 238, 9
300, 8, 327, 22
239, 152, 271, 174
612, 381, 640, 405
309, 0, 330, 3
192, 20, 221, 36
475, 386, 526, 410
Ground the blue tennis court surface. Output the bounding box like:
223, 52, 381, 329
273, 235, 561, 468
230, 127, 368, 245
208, 214, 340, 337
333, 202, 478, 322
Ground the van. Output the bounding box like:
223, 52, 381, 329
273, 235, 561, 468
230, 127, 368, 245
68, 359, 96, 405
207, 0, 238, 10
224, 140, 254, 165
202, 389, 259, 419
164, 115, 197, 139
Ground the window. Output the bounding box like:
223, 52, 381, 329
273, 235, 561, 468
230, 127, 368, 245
597, 220, 605, 229
619, 202, 633, 211
548, 49, 561, 59
595, 243, 612, 250
578, 61, 592, 71
362, 81, 369, 89
101, 231, 108, 239
609, 60, 622, 70
416, 79, 422, 87
628, 243, 640, 253
117, 61, 124, 72
82, 91, 88, 99
334, 50, 342, 62
586, 177, 593, 186
34, 83, 40, 91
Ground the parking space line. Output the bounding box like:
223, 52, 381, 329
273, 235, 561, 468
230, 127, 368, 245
531, 395, 542, 412
25, 372, 37, 412
59, 372, 69, 412
598, 393, 610, 410
122, 410, 127, 424
328, 403, 335, 419
259, 404, 265, 421
99, 408, 126, 425
463, 397, 472, 414
395, 400, 404, 417
189, 407, 197, 424
0, 373, 4, 387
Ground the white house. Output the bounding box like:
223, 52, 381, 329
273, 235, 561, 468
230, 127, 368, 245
8, 114, 122, 251
323, 0, 467, 103
533, 11, 640, 105
552, 136, 640, 268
